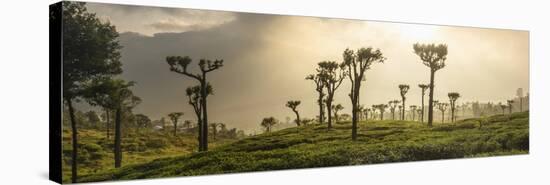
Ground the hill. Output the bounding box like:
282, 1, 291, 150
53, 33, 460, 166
80, 112, 529, 182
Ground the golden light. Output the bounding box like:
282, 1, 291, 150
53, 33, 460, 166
397, 24, 439, 42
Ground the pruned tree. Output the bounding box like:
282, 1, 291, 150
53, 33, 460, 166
286, 100, 302, 126
342, 47, 386, 140
332, 104, 344, 122
317, 61, 346, 128
398, 84, 410, 120
410, 105, 418, 121
413, 43, 448, 127
60, 2, 123, 182
168, 112, 184, 136
185, 84, 213, 151
166, 56, 223, 151
374, 104, 389, 120
507, 100, 515, 114
499, 103, 507, 114
306, 74, 325, 124
260, 117, 278, 133
388, 100, 400, 120
448, 92, 461, 123
437, 102, 448, 123
416, 109, 423, 121
418, 84, 429, 123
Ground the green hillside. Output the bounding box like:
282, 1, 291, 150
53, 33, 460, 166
81, 112, 529, 182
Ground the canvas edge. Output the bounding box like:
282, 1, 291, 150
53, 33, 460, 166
49, 1, 63, 184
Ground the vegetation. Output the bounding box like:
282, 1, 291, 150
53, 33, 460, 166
286, 101, 302, 126
418, 84, 429, 123
80, 112, 529, 182
398, 84, 410, 120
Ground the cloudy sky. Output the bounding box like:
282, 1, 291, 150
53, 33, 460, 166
85, 2, 529, 132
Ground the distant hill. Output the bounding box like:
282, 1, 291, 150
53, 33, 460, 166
81, 112, 529, 182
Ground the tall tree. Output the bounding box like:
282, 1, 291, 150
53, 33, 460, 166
437, 102, 448, 123
318, 61, 346, 128
342, 47, 386, 140
410, 105, 418, 121
448, 92, 461, 123
413, 43, 448, 127
168, 112, 184, 136
306, 74, 325, 124
507, 100, 515, 114
332, 104, 344, 122
286, 100, 302, 126
61, 2, 122, 182
388, 100, 400, 120
398, 84, 410, 120
260, 117, 278, 133
166, 56, 223, 151
185, 84, 212, 151
418, 84, 429, 123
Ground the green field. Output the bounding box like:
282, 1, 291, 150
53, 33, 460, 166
77, 111, 528, 182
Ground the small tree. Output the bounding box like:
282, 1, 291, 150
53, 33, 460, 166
286, 100, 302, 126
168, 112, 184, 136
374, 104, 388, 120
166, 56, 223, 152
409, 105, 418, 121
507, 100, 515, 114
388, 100, 400, 120
437, 103, 448, 123
210, 123, 219, 139
183, 120, 192, 130
332, 104, 344, 122
306, 74, 325, 124
499, 103, 507, 114
418, 84, 429, 123
261, 117, 278, 133
448, 92, 461, 123
413, 43, 448, 127
135, 114, 151, 132
398, 84, 410, 120
342, 47, 386, 140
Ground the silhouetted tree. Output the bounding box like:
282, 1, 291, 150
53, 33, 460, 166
398, 105, 403, 119
413, 43, 448, 127
210, 123, 219, 139
186, 84, 213, 150
374, 104, 388, 120
260, 117, 278, 133
388, 100, 400, 120
183, 120, 192, 130
332, 104, 344, 122
448, 92, 461, 123
342, 47, 386, 140
398, 84, 410, 120
168, 112, 184, 136
60, 2, 122, 182
437, 102, 448, 123
306, 74, 325, 124
166, 56, 223, 151
418, 84, 429, 123
286, 100, 302, 126
416, 109, 423, 121
410, 105, 418, 121
507, 100, 515, 114
318, 61, 346, 128
499, 103, 507, 114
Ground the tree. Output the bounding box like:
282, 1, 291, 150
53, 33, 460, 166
166, 56, 223, 151
84, 111, 100, 128
398, 84, 410, 120
86, 79, 140, 168
286, 100, 302, 126
210, 123, 219, 139
60, 2, 122, 182
398, 105, 403, 120
418, 84, 429, 123
448, 92, 461, 123
168, 112, 184, 136
410, 105, 418, 121
185, 84, 213, 151
374, 104, 388, 120
332, 104, 344, 122
318, 61, 346, 128
364, 108, 371, 121
499, 103, 507, 114
135, 114, 151, 132
388, 100, 400, 120
437, 102, 448, 123
517, 88, 524, 112
306, 74, 325, 124
416, 109, 423, 121
260, 117, 278, 133
342, 47, 386, 140
507, 100, 515, 114
413, 43, 448, 127
183, 120, 192, 130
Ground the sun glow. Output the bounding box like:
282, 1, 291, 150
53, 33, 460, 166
397, 24, 439, 42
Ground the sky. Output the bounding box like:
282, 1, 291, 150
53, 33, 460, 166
85, 2, 529, 133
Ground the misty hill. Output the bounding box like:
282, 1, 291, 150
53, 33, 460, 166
80, 112, 528, 182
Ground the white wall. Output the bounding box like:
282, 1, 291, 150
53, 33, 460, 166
0, 0, 548, 184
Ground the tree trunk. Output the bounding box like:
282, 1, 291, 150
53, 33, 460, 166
201, 78, 209, 151
351, 84, 360, 141
401, 99, 406, 120
318, 93, 324, 124
380, 111, 384, 120
114, 107, 122, 168
421, 93, 425, 123
326, 96, 333, 129
67, 98, 78, 183
441, 111, 445, 124
293, 110, 301, 126
428, 70, 435, 127
173, 119, 177, 136
105, 109, 110, 139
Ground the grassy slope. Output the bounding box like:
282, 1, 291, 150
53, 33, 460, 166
81, 112, 529, 182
